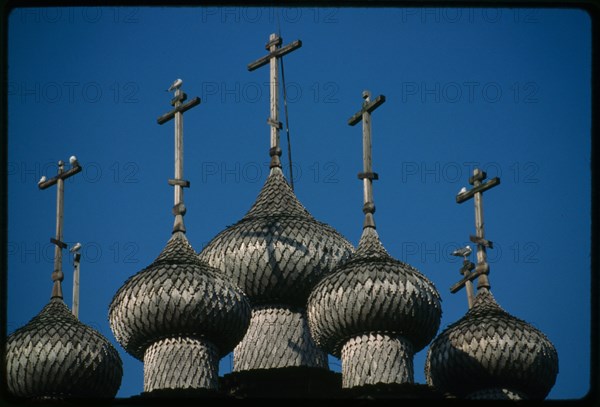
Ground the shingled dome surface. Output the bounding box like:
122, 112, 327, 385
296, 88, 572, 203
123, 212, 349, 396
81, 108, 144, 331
198, 167, 354, 308
307, 226, 442, 357
6, 298, 123, 399
425, 289, 558, 399
109, 231, 251, 360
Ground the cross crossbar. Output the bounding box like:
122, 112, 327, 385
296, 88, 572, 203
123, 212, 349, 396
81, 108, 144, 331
157, 96, 201, 125
348, 95, 386, 126
456, 176, 500, 203
247, 39, 302, 71
450, 267, 486, 294
38, 165, 82, 190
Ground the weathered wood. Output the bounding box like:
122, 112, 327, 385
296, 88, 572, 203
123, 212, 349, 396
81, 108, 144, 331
168, 179, 191, 188
171, 202, 186, 216
38, 164, 82, 190
450, 168, 501, 305
470, 234, 493, 248
247, 39, 302, 71
357, 172, 379, 180
450, 268, 486, 294
348, 91, 386, 228
269, 34, 279, 164
469, 168, 487, 184
456, 168, 500, 290
456, 176, 500, 203
50, 238, 68, 249
170, 92, 187, 106
159, 84, 200, 233
348, 95, 386, 126
39, 159, 82, 300
265, 35, 282, 50
157, 97, 201, 125
247, 33, 301, 170
267, 117, 283, 129
72, 253, 80, 318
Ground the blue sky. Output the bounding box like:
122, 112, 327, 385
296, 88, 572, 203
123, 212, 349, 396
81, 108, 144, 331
5, 6, 593, 400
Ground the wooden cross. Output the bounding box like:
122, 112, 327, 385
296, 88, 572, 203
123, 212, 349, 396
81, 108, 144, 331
248, 33, 302, 169
157, 81, 201, 234
450, 258, 479, 308
348, 90, 386, 229
38, 158, 82, 299
455, 168, 501, 290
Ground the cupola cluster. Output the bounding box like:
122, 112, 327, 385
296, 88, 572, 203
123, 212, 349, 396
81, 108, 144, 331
7, 33, 558, 401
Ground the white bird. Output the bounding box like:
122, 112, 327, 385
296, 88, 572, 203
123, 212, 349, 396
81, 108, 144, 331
458, 186, 467, 195
167, 78, 183, 92
70, 242, 82, 253
451, 245, 472, 259
69, 155, 78, 165
38, 176, 47, 184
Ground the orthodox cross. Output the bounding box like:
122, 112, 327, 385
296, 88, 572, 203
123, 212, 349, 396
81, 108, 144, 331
38, 157, 82, 300
348, 90, 386, 229
248, 33, 302, 169
157, 79, 201, 234
451, 168, 501, 301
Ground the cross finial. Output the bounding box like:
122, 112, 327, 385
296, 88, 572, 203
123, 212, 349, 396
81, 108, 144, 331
455, 168, 501, 292
348, 90, 386, 229
157, 79, 201, 234
38, 156, 82, 299
248, 33, 302, 169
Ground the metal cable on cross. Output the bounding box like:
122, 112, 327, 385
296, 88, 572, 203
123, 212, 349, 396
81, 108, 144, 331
280, 52, 295, 190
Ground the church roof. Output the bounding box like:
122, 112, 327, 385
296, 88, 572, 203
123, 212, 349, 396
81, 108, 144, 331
6, 297, 123, 399
198, 166, 354, 308
307, 226, 442, 357
425, 289, 558, 399
109, 231, 251, 360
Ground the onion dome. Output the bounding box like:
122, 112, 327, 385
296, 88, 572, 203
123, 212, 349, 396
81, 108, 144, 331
425, 289, 558, 399
308, 227, 442, 356
199, 34, 353, 372
109, 231, 251, 361
6, 298, 123, 399
198, 166, 354, 308
108, 83, 252, 392
307, 226, 442, 387
198, 166, 353, 371
307, 91, 442, 388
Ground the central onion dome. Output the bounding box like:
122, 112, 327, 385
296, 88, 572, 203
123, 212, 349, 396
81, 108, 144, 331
109, 231, 251, 392
199, 166, 354, 371
199, 166, 354, 308
425, 289, 558, 399
6, 298, 123, 399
